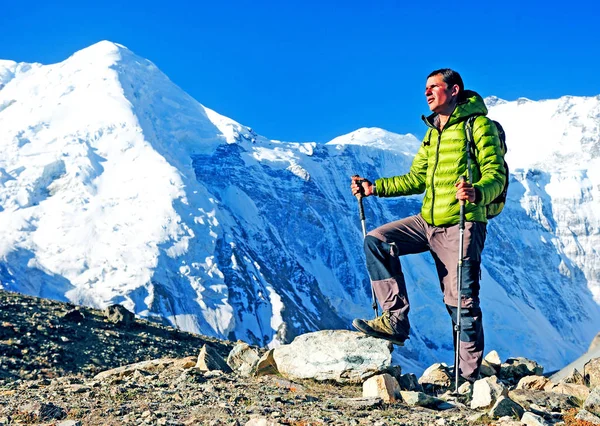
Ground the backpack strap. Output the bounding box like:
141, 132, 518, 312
464, 116, 479, 184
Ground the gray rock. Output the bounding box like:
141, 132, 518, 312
418, 363, 452, 391
227, 342, 260, 377
272, 330, 392, 384
94, 358, 181, 380
585, 358, 600, 387
521, 411, 551, 426
400, 391, 445, 409
560, 367, 585, 385
508, 389, 578, 412
19, 402, 66, 421
500, 357, 544, 382
481, 351, 502, 376
494, 417, 522, 426
488, 396, 524, 420
196, 344, 231, 372
471, 376, 508, 409
550, 382, 590, 403
480, 359, 500, 377
585, 387, 600, 416
103, 304, 134, 325
575, 409, 600, 424
334, 397, 383, 409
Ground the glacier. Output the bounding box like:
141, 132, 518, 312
0, 41, 599, 374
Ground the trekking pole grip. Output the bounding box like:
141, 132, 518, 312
352, 175, 366, 222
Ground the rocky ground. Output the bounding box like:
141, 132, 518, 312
0, 289, 598, 425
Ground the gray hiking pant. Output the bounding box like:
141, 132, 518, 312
364, 214, 487, 381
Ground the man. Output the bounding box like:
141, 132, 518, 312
350, 68, 506, 382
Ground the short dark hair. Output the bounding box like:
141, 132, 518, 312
428, 68, 464, 95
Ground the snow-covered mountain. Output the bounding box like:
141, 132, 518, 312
1, 41, 599, 374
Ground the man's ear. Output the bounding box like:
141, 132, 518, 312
451, 84, 460, 97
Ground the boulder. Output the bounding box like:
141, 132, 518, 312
272, 330, 392, 384
397, 373, 423, 392
196, 344, 231, 372
458, 380, 473, 396
471, 376, 508, 409
584, 387, 600, 416
500, 357, 543, 383
418, 363, 452, 392
494, 417, 522, 426
103, 304, 135, 325
480, 359, 499, 377
227, 342, 261, 377
575, 409, 600, 424
362, 374, 401, 403
94, 357, 192, 380
17, 402, 66, 422
521, 411, 551, 426
254, 349, 278, 377
489, 395, 524, 420
516, 375, 551, 391
508, 389, 578, 412
480, 350, 502, 377
485, 350, 502, 366
585, 358, 600, 388
560, 367, 585, 385
400, 390, 445, 409
549, 382, 590, 403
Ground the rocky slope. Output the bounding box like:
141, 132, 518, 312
2, 289, 600, 426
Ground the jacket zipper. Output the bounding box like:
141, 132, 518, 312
430, 130, 442, 226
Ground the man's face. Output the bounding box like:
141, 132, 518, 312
425, 74, 457, 113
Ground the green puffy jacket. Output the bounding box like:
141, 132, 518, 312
374, 90, 506, 226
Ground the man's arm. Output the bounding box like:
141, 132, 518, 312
374, 139, 429, 197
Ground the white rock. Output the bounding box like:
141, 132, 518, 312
485, 350, 502, 366
471, 375, 508, 409
272, 330, 392, 384
521, 411, 551, 426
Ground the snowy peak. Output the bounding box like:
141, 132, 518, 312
326, 127, 421, 156
486, 94, 600, 171
65, 40, 126, 68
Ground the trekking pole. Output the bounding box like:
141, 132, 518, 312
352, 175, 379, 318
454, 175, 467, 393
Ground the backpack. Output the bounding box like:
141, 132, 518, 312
464, 116, 509, 219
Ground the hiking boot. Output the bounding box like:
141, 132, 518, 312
352, 311, 408, 346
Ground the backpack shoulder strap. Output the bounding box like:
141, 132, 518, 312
463, 116, 480, 183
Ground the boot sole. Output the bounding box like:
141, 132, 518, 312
352, 319, 405, 346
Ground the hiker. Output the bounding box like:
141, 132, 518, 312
350, 68, 506, 382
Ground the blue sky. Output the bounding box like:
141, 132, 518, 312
1, 0, 599, 142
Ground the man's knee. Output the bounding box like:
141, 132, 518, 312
364, 235, 398, 258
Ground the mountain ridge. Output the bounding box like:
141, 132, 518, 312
0, 41, 599, 376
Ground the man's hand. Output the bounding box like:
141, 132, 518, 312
455, 179, 476, 203
351, 175, 374, 197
